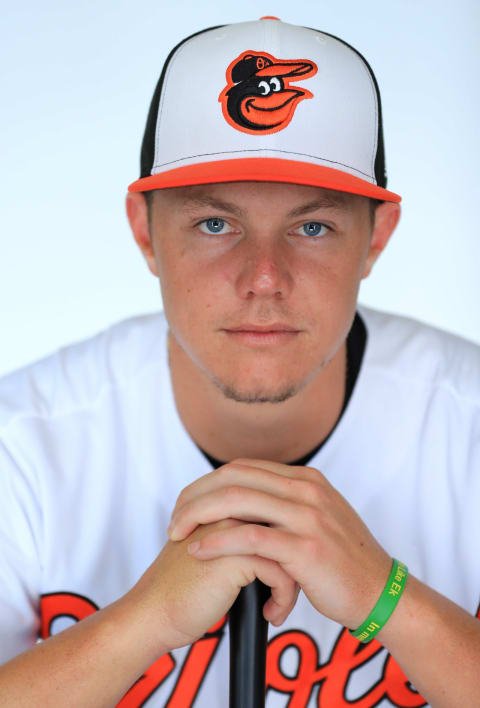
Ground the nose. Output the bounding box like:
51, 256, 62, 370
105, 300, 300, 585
235, 239, 293, 299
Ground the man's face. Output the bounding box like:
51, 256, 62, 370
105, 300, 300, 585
134, 181, 395, 405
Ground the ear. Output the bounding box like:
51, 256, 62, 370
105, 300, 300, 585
125, 191, 158, 277
361, 201, 401, 279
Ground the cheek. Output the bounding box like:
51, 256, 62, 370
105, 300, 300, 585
157, 252, 226, 328
301, 255, 364, 350
306, 255, 360, 308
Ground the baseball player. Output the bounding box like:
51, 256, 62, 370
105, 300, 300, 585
0, 17, 479, 707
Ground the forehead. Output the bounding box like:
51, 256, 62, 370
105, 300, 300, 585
150, 182, 367, 215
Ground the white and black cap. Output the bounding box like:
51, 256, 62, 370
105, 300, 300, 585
128, 17, 401, 202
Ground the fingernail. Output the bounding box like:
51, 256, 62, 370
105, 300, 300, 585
170, 527, 183, 542
187, 541, 200, 554
168, 524, 182, 541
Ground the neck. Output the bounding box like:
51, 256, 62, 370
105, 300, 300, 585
167, 332, 347, 464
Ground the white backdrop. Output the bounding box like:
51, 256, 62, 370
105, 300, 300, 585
1, 0, 479, 376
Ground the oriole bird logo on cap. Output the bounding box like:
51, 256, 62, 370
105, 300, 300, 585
219, 51, 317, 135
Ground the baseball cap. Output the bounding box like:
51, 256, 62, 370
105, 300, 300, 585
128, 17, 401, 203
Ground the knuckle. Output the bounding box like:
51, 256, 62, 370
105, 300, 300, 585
229, 484, 245, 501
231, 457, 251, 465
229, 458, 258, 473
304, 465, 327, 485
304, 464, 322, 477
223, 485, 244, 503
298, 479, 326, 508
245, 523, 264, 545
215, 464, 232, 481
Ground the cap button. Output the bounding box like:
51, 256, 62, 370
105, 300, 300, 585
259, 16, 281, 20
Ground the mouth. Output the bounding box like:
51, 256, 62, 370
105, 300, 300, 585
226, 323, 300, 333
223, 325, 301, 347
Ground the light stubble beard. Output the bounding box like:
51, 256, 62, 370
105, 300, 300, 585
167, 328, 338, 406
208, 373, 303, 404
206, 350, 337, 405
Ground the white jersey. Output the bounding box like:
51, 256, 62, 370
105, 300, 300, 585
0, 306, 479, 707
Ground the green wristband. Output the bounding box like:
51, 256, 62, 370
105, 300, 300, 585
349, 558, 408, 643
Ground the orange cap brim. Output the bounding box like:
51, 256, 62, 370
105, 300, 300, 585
128, 157, 401, 202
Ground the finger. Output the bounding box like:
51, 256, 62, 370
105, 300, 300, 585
231, 458, 318, 477
171, 459, 327, 517
169, 486, 303, 541
191, 526, 303, 624
188, 522, 299, 571
263, 582, 301, 625
230, 459, 330, 488
185, 519, 299, 624
243, 555, 299, 626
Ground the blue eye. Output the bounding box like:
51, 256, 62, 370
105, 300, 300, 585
206, 218, 224, 233
302, 221, 327, 236
297, 222, 329, 238
198, 217, 233, 235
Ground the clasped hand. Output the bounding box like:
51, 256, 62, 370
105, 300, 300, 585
168, 458, 390, 630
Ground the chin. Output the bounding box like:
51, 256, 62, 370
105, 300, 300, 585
209, 371, 305, 405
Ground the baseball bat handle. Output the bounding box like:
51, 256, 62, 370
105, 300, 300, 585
228, 579, 270, 708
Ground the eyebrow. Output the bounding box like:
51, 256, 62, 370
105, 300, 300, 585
179, 193, 349, 217
287, 197, 348, 217
180, 196, 244, 217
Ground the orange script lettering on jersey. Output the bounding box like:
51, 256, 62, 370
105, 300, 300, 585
41, 592, 480, 707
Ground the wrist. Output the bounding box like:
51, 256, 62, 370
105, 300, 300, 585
349, 559, 408, 643
375, 573, 435, 649
112, 589, 171, 664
